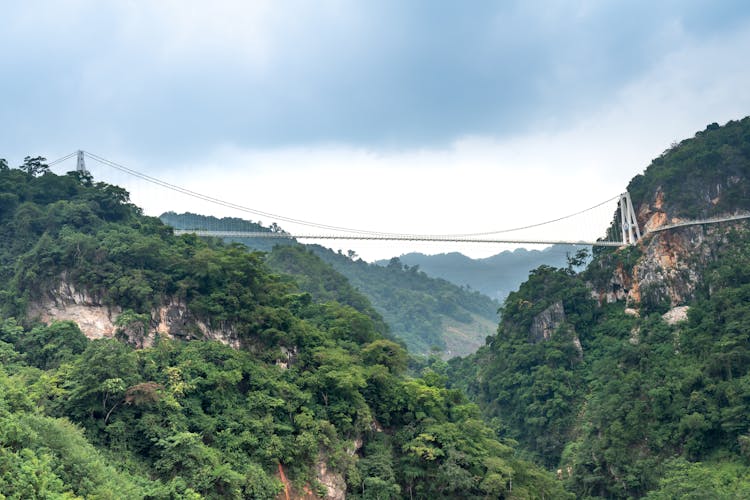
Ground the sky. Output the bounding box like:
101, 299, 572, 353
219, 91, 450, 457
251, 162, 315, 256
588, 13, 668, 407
2, 0, 750, 261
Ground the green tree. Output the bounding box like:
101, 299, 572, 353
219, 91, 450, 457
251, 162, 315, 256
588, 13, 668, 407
19, 156, 50, 177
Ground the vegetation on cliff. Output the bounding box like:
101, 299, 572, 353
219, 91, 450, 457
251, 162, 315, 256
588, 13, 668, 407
628, 117, 750, 220
0, 159, 567, 498
450, 118, 750, 498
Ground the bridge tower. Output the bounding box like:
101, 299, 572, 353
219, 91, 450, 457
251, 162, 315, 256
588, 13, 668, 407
619, 192, 641, 245
76, 150, 89, 174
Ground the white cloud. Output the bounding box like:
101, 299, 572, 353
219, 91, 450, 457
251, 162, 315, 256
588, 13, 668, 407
98, 17, 750, 262
10, 2, 750, 261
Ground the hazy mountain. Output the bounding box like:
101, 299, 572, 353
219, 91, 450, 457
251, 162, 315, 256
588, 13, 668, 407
378, 245, 581, 302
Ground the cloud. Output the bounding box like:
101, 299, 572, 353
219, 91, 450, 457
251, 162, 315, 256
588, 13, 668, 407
5, 0, 750, 262
3, 0, 750, 164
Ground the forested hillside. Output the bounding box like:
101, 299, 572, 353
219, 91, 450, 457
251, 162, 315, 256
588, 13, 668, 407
305, 247, 499, 357
450, 117, 750, 498
161, 213, 500, 357
0, 157, 567, 498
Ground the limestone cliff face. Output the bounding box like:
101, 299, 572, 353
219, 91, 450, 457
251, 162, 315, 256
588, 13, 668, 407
529, 301, 566, 343
529, 301, 583, 355
630, 184, 748, 310
630, 225, 711, 310
28, 276, 240, 348
593, 185, 748, 312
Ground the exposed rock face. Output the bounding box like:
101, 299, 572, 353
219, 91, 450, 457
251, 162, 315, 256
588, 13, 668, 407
593, 185, 748, 311
627, 219, 747, 310
530, 301, 566, 343
275, 345, 298, 370
603, 263, 637, 304
28, 277, 240, 348
662, 305, 690, 325
638, 188, 670, 233
529, 301, 583, 356
316, 457, 346, 500
632, 228, 705, 310
28, 280, 119, 339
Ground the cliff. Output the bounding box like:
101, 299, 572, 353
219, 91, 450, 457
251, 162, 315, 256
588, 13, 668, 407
27, 275, 240, 349
450, 117, 750, 498
590, 118, 750, 313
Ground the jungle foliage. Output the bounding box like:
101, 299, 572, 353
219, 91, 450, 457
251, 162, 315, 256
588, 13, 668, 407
305, 248, 499, 357
0, 161, 567, 498
450, 119, 750, 498
160, 212, 500, 357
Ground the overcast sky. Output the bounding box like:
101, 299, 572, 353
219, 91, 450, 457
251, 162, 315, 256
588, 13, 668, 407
2, 1, 750, 260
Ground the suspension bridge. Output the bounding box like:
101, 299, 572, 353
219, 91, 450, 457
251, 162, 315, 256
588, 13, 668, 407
48, 151, 750, 251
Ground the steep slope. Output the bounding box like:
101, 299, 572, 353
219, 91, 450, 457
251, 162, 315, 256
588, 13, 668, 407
160, 213, 500, 358
306, 246, 499, 358
451, 117, 750, 498
0, 162, 568, 499
379, 245, 576, 301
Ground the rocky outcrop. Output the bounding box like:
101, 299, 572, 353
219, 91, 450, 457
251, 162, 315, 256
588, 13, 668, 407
662, 306, 690, 325
631, 229, 702, 310
276, 454, 349, 500
593, 184, 748, 311
637, 188, 670, 233
28, 277, 240, 348
28, 280, 119, 339
529, 301, 583, 356
530, 302, 566, 343
628, 220, 747, 310
316, 458, 346, 500
275, 346, 298, 370
600, 263, 638, 304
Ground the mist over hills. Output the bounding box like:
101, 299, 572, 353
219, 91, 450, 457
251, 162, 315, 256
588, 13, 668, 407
379, 245, 578, 302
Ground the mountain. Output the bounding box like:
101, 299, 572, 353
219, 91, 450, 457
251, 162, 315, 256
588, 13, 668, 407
449, 117, 750, 498
160, 213, 500, 358
304, 246, 499, 357
379, 245, 578, 301
0, 161, 568, 498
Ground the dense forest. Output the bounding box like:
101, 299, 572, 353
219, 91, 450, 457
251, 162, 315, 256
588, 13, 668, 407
0, 158, 566, 498
160, 213, 499, 357
304, 246, 498, 357
450, 117, 750, 498
2, 116, 750, 498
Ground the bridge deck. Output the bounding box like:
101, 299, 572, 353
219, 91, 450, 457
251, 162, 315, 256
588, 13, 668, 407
173, 230, 622, 247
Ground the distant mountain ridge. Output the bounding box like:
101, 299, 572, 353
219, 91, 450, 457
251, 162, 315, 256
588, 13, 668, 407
379, 245, 579, 301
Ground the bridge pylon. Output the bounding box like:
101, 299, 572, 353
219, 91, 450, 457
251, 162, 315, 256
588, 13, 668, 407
76, 150, 89, 174
619, 191, 641, 245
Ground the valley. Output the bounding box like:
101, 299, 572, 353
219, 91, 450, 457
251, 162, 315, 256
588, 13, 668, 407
1, 117, 750, 498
